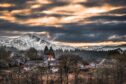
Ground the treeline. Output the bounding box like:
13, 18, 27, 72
0, 46, 125, 68
0, 46, 126, 84
0, 51, 126, 84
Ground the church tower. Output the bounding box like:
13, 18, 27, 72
44, 46, 55, 61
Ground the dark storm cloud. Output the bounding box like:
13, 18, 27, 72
0, 0, 84, 12
0, 19, 80, 35
87, 15, 126, 21
106, 0, 126, 6
0, 0, 125, 12
0, 18, 126, 42
79, 0, 126, 7
0, 19, 61, 32
107, 8, 126, 14
0, 0, 29, 11
13, 13, 70, 20
0, 0, 126, 43
1, 0, 124, 13
55, 22, 126, 42
55, 33, 109, 42
32, 1, 68, 11
0, 0, 28, 4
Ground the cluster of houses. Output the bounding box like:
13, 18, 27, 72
3, 46, 121, 73
10, 51, 98, 73
8, 46, 59, 72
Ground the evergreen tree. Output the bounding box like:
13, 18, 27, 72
49, 47, 55, 58
44, 46, 49, 55
0, 47, 10, 68
0, 47, 10, 60
26, 47, 37, 60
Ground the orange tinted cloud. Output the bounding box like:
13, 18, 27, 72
0, 0, 125, 47
0, 1, 123, 26
54, 41, 126, 47
0, 3, 15, 7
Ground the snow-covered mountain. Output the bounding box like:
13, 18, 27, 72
0, 34, 125, 51
0, 34, 75, 50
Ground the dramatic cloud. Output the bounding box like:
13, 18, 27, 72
0, 0, 126, 47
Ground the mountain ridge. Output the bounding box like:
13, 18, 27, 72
0, 34, 75, 50
0, 34, 126, 51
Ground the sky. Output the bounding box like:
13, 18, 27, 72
0, 0, 126, 47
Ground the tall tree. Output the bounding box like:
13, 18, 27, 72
26, 47, 37, 60
0, 47, 11, 69
44, 46, 49, 55
0, 47, 10, 61
49, 47, 55, 58
58, 54, 83, 84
